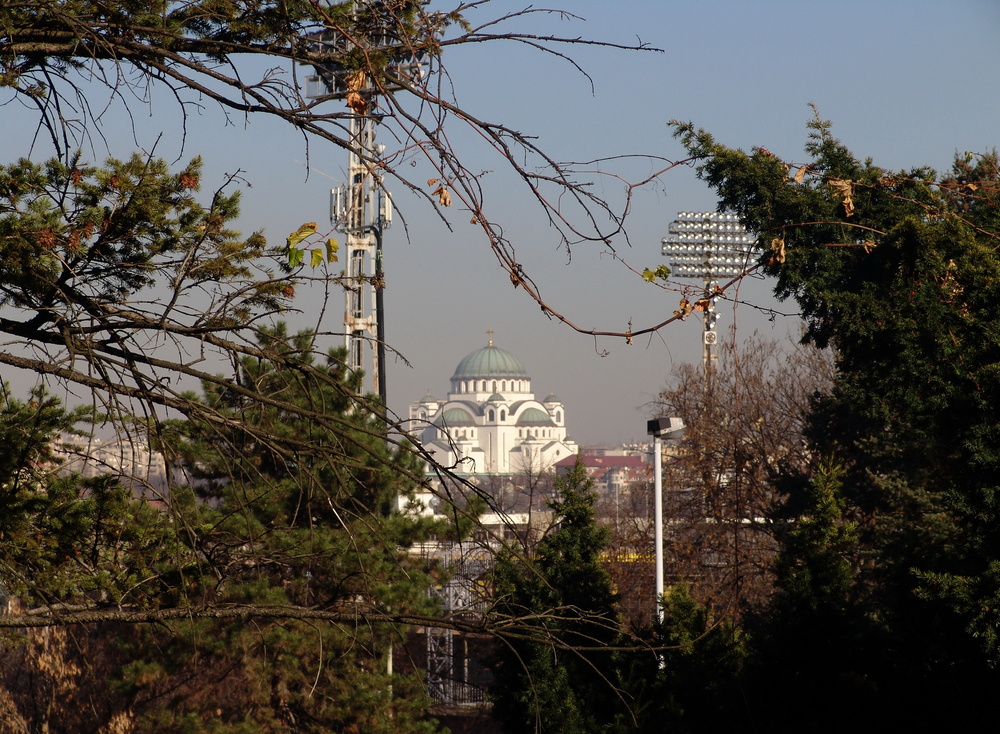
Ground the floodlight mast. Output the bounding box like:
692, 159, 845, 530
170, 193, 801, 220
660, 212, 754, 387
304, 1, 427, 404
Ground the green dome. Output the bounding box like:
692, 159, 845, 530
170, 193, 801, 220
516, 407, 554, 426
452, 345, 528, 380
437, 408, 476, 426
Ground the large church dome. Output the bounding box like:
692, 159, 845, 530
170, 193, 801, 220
451, 344, 528, 380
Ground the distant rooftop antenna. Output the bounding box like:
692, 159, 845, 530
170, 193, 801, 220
661, 212, 755, 387
303, 1, 428, 403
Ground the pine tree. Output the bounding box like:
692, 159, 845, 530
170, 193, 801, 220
672, 113, 1000, 721
491, 460, 623, 734
114, 324, 445, 732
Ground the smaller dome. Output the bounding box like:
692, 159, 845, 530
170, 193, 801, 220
436, 408, 476, 427
517, 408, 554, 426
487, 393, 505, 403
543, 393, 560, 403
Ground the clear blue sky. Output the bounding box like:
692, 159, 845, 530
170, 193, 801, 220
3, 1, 999, 444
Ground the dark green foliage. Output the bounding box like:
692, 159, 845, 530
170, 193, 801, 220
0, 324, 446, 730
649, 585, 746, 733
672, 114, 1000, 722
741, 461, 882, 731
491, 460, 623, 734
114, 325, 444, 732
0, 383, 182, 609
0, 153, 283, 324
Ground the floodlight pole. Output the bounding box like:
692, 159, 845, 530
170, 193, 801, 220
660, 212, 754, 390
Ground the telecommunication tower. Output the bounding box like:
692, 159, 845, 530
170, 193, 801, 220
660, 212, 755, 380
303, 2, 426, 402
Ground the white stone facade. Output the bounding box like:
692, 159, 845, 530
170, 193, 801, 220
409, 341, 578, 475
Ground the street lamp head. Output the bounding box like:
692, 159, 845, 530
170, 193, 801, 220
647, 416, 685, 438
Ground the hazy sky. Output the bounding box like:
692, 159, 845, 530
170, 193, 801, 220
3, 1, 1000, 445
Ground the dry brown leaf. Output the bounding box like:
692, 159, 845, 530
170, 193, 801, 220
829, 178, 855, 217
470, 216, 479, 225
861, 239, 877, 253
793, 165, 811, 184
431, 184, 452, 207
673, 297, 694, 320
344, 71, 368, 115
771, 236, 786, 264
693, 298, 711, 312
427, 178, 439, 187
346, 91, 367, 115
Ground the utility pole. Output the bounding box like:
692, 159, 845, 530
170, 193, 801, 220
660, 211, 754, 388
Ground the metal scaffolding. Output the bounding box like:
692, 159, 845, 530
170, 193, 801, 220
424, 541, 493, 707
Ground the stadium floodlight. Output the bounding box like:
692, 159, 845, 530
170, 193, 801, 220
660, 211, 755, 380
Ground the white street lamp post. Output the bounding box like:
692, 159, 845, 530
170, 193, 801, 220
647, 417, 684, 624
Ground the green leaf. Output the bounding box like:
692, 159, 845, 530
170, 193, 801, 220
287, 247, 304, 268
310, 247, 324, 268
642, 268, 657, 282
286, 222, 318, 248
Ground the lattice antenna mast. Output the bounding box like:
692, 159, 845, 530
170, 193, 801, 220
304, 2, 427, 403
661, 212, 754, 387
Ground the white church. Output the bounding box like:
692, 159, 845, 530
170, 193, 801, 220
409, 336, 578, 475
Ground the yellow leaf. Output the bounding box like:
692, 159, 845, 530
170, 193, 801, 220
311, 248, 324, 268
642, 268, 657, 282
286, 222, 318, 248
325, 238, 339, 263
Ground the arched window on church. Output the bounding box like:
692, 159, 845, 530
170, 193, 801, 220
488, 409, 495, 422
555, 410, 562, 423
481, 380, 487, 391
500, 409, 506, 421
502, 380, 507, 391
492, 381, 497, 392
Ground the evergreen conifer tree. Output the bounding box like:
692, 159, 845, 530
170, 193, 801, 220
491, 460, 622, 734
671, 114, 1000, 723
